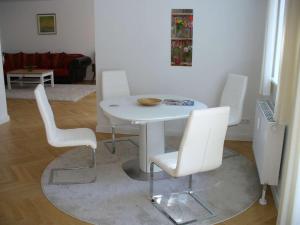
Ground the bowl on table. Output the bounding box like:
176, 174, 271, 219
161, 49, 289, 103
137, 98, 162, 106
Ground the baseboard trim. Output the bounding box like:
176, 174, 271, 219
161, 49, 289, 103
0, 114, 10, 125
271, 186, 280, 209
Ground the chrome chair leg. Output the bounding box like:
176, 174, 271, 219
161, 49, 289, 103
149, 162, 215, 224
150, 162, 154, 201
111, 126, 116, 154
150, 162, 196, 224
186, 175, 215, 218
103, 126, 139, 154
187, 192, 215, 217
188, 175, 192, 191
49, 146, 97, 185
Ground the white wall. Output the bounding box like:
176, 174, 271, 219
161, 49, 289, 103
0, 0, 95, 78
0, 39, 9, 125
95, 0, 267, 139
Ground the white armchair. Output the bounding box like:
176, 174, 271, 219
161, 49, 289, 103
149, 107, 230, 224
102, 70, 137, 154
34, 84, 97, 184
220, 74, 248, 126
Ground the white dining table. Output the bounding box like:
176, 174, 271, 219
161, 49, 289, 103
100, 95, 207, 176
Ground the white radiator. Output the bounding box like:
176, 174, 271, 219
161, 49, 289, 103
253, 100, 285, 204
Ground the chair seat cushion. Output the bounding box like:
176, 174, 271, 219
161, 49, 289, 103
150, 151, 178, 177
55, 128, 97, 149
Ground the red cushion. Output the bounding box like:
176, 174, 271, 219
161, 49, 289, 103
62, 54, 83, 68
62, 55, 73, 68
3, 55, 15, 73
38, 52, 51, 69
22, 53, 39, 67
51, 53, 65, 68
3, 61, 13, 75
4, 52, 23, 69
54, 68, 69, 77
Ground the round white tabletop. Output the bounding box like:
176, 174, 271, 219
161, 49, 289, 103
100, 95, 207, 124
100, 95, 208, 176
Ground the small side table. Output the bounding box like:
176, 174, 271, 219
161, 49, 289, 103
6, 69, 54, 90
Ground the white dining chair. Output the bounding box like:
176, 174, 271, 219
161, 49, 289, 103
149, 107, 230, 224
34, 84, 97, 185
220, 74, 248, 126
102, 70, 137, 154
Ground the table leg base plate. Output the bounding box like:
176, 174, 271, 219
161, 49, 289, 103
122, 159, 170, 181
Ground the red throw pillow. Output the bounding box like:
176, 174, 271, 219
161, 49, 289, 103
62, 55, 73, 68
3, 54, 13, 74
39, 52, 51, 69
22, 53, 39, 68
51, 52, 65, 68
13, 52, 23, 68
62, 54, 83, 68
4, 52, 23, 69
4, 53, 15, 70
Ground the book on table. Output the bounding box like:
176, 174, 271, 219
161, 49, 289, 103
163, 99, 194, 106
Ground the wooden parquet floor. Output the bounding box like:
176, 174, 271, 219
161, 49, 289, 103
0, 92, 277, 225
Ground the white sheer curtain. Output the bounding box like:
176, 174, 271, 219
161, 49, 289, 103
273, 0, 300, 124
260, 0, 280, 96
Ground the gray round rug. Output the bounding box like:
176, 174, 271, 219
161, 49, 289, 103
41, 137, 260, 225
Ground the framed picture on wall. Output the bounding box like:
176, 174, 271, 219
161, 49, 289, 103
37, 13, 57, 35
171, 9, 193, 66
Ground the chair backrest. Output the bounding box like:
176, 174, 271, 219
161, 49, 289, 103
34, 84, 58, 146
220, 74, 248, 125
102, 70, 130, 100
175, 107, 230, 177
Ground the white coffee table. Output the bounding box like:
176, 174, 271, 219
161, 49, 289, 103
6, 69, 54, 90
100, 95, 207, 178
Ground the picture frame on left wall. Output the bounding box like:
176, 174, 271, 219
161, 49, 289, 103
37, 14, 56, 35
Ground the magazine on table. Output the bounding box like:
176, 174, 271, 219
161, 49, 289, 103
163, 99, 194, 106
